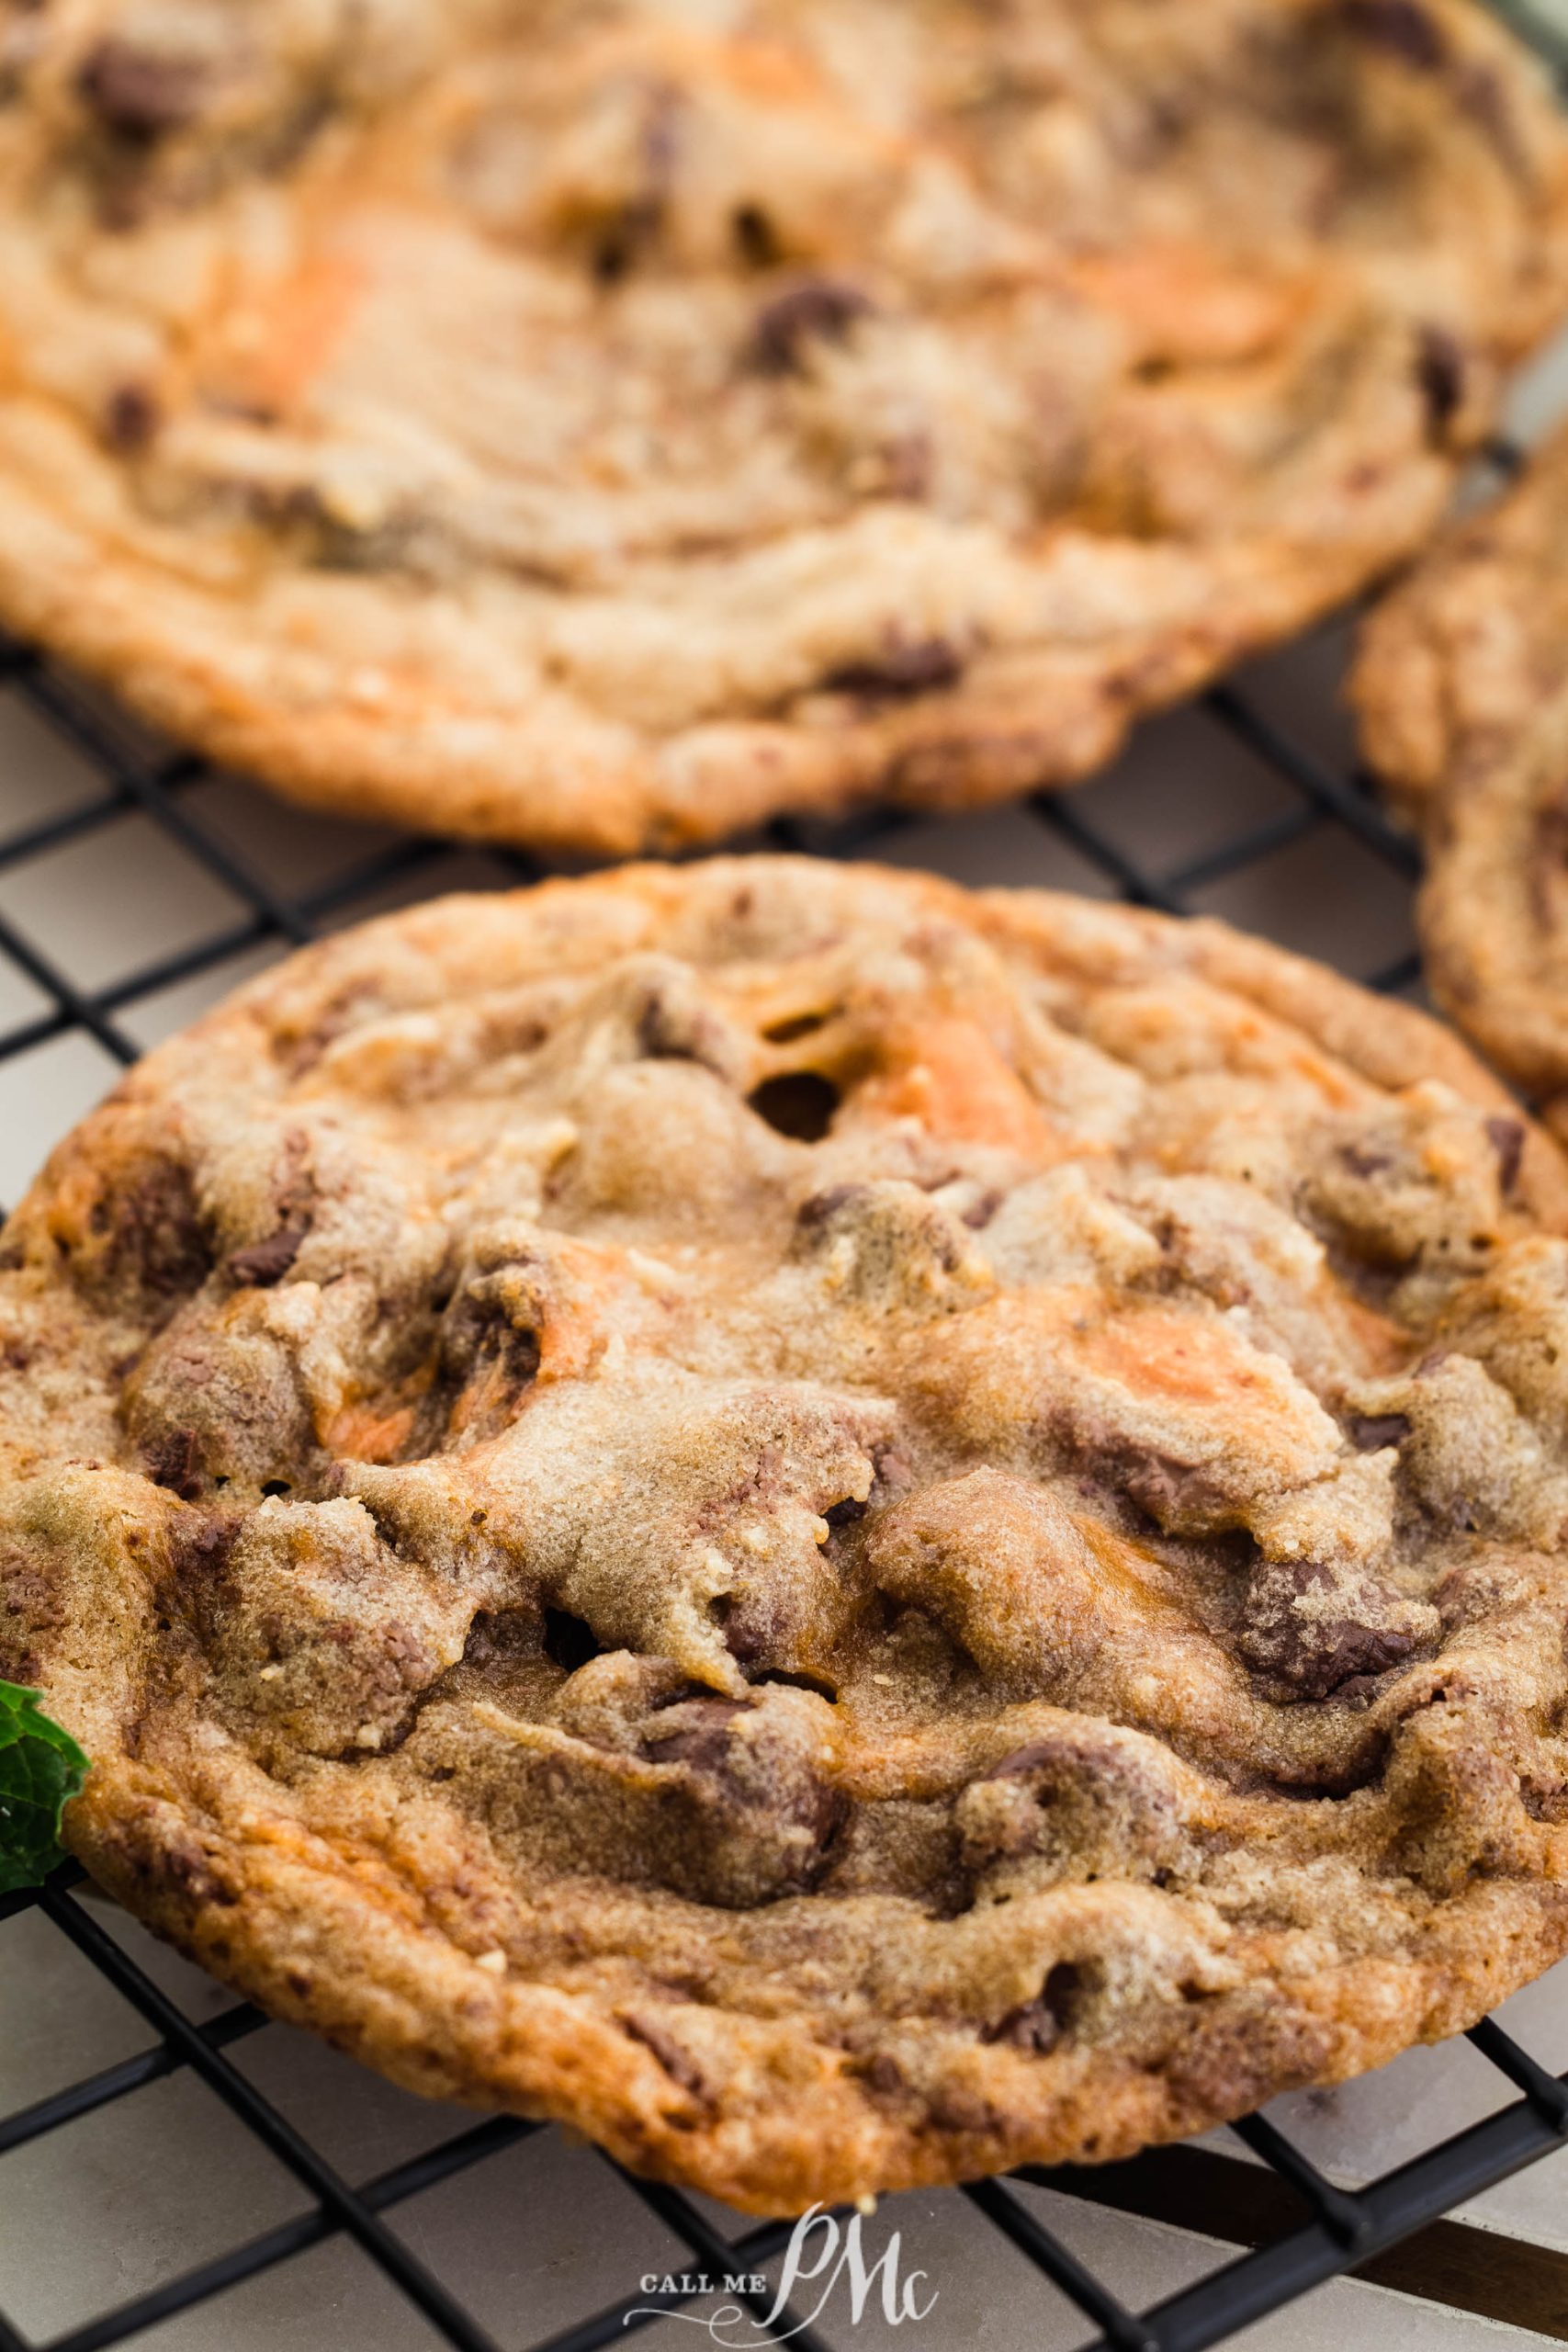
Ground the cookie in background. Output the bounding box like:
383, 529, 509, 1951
0, 0, 1565, 852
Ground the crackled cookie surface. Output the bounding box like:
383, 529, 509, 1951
0, 0, 1566, 853
1355, 426, 1568, 1128
9, 857, 1568, 2211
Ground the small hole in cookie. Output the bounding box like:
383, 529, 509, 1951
543, 1608, 604, 1674
260, 1479, 291, 1498
748, 1070, 839, 1142
732, 202, 782, 268
753, 1667, 840, 1702
762, 1009, 831, 1045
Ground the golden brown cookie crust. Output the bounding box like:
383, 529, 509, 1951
1, 0, 1566, 853
1353, 424, 1568, 1124
9, 856, 1568, 2212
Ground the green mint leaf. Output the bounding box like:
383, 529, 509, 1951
0, 1681, 89, 1895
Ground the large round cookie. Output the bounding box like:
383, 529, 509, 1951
9, 856, 1568, 2211
0, 0, 1566, 854
1354, 425, 1568, 1130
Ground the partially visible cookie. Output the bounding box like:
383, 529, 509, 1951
0, 0, 1565, 853
9, 857, 1568, 2213
1353, 424, 1568, 1124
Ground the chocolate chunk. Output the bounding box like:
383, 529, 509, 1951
644, 1695, 753, 1769
592, 197, 662, 286
87, 1158, 213, 1306
622, 2012, 708, 2100
732, 203, 782, 268
1338, 1140, 1395, 1179
436, 1262, 545, 1442
1532, 796, 1568, 933
1485, 1115, 1526, 1199
931, 2086, 1002, 2132
1338, 0, 1448, 70
964, 1728, 1187, 1884
1238, 1559, 1421, 1701
2, 1562, 62, 1636
1101, 1444, 1221, 1529
712, 1590, 767, 1665
633, 983, 732, 1071
1347, 1412, 1412, 1453
104, 384, 161, 454
1455, 62, 1524, 174
226, 1224, 304, 1288
823, 639, 964, 702
752, 279, 872, 374
1416, 325, 1465, 432
144, 1425, 203, 1501
795, 1183, 864, 1229
824, 1495, 866, 1528
462, 1610, 532, 1670
77, 40, 209, 140
985, 2000, 1059, 2053
645, 1692, 847, 1905
166, 1511, 240, 1587
159, 1829, 232, 1907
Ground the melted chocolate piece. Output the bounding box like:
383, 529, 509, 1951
621, 2012, 708, 2099
752, 278, 872, 374
77, 40, 209, 140
144, 1425, 204, 1501
1338, 0, 1448, 70
823, 639, 964, 701
1239, 1559, 1420, 1701
1485, 1114, 1526, 1199
227, 1225, 305, 1288
1416, 324, 1465, 432
1348, 1412, 1412, 1453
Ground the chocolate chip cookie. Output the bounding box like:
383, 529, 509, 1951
1354, 425, 1568, 1129
10, 856, 1568, 2212
0, 0, 1565, 854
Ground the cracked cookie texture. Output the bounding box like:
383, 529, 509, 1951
1354, 425, 1568, 1131
1, 0, 1568, 853
9, 856, 1568, 2211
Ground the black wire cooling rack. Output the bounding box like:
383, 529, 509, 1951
4, 596, 1568, 2352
